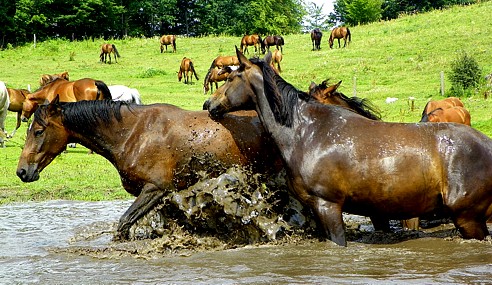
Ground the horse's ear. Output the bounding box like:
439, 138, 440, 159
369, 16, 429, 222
264, 51, 272, 65
308, 82, 316, 92
235, 46, 251, 68
322, 80, 342, 97
47, 95, 61, 115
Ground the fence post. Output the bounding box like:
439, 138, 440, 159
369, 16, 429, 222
353, 76, 357, 97
440, 71, 445, 96
33, 34, 36, 48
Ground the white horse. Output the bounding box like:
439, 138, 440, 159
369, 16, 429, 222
108, 85, 142, 104
0, 82, 10, 148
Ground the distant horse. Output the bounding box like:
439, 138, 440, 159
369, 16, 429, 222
178, 57, 199, 84
329, 27, 351, 48
311, 28, 323, 51
269, 49, 283, 73
261, 35, 284, 54
206, 49, 492, 246
16, 97, 281, 240
0, 82, 9, 147
160, 35, 176, 53
6, 86, 30, 138
109, 85, 142, 104
203, 66, 236, 94
39, 71, 69, 87
21, 77, 112, 121
208, 55, 240, 69
420, 97, 464, 120
240, 34, 262, 54
100, 44, 121, 64
421, 106, 471, 126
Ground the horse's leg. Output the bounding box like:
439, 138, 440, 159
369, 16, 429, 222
115, 183, 166, 240
8, 112, 22, 138
338, 38, 341, 48
312, 198, 346, 246
370, 216, 391, 232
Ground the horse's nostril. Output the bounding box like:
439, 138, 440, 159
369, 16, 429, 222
16, 168, 26, 179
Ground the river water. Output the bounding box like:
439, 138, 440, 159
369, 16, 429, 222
1, 200, 491, 284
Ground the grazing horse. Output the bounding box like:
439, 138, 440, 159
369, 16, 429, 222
203, 66, 237, 94
261, 35, 284, 54
206, 49, 492, 246
39, 71, 69, 87
311, 28, 323, 51
16, 97, 281, 240
329, 27, 351, 48
421, 106, 471, 126
178, 57, 199, 84
21, 77, 112, 121
109, 85, 142, 104
269, 49, 283, 73
5, 86, 30, 138
240, 34, 262, 54
160, 35, 176, 53
100, 44, 121, 64
420, 97, 464, 120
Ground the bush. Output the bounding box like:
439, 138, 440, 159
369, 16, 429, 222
448, 51, 482, 97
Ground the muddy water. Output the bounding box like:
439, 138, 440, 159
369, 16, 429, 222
1, 200, 491, 284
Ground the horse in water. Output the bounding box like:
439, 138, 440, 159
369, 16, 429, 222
206, 49, 492, 246
329, 27, 351, 48
109, 85, 142, 104
261, 35, 284, 54
311, 28, 323, 51
21, 77, 111, 121
421, 106, 471, 126
39, 71, 69, 87
178, 57, 199, 84
240, 34, 262, 54
16, 96, 281, 240
100, 44, 121, 64
160, 35, 176, 53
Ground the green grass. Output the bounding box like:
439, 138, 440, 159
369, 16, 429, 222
1, 2, 491, 203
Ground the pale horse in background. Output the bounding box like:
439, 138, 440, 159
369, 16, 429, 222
108, 85, 142, 104
0, 82, 10, 148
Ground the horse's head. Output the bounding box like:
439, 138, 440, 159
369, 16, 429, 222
20, 95, 44, 122
17, 95, 69, 182
205, 48, 266, 120
308, 80, 342, 105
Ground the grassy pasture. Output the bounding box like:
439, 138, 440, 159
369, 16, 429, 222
0, 2, 491, 203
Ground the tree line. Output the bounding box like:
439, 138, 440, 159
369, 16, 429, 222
0, 0, 481, 48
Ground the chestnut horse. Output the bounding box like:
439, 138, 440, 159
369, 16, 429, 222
261, 35, 284, 54
6, 86, 30, 138
421, 106, 471, 126
16, 97, 281, 240
160, 35, 176, 53
311, 28, 323, 51
100, 44, 121, 64
206, 49, 492, 246
209, 55, 240, 69
269, 49, 283, 73
21, 77, 111, 122
39, 71, 69, 87
240, 34, 262, 54
203, 66, 236, 94
420, 97, 464, 120
329, 27, 351, 48
178, 57, 199, 84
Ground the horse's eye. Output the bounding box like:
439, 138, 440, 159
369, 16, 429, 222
34, 129, 44, 137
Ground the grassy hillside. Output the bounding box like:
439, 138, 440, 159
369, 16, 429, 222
0, 2, 491, 203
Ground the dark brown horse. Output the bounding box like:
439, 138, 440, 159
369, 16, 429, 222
311, 28, 323, 51
6, 86, 30, 138
421, 106, 471, 126
39, 71, 69, 87
16, 97, 281, 240
178, 57, 199, 84
203, 66, 236, 94
100, 44, 121, 63
206, 49, 492, 246
240, 34, 262, 54
261, 35, 284, 54
21, 78, 111, 121
160, 35, 176, 53
329, 27, 351, 48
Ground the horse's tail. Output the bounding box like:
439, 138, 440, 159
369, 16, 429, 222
346, 28, 351, 43
112, 44, 121, 58
95, 80, 112, 100
421, 101, 431, 119
190, 62, 199, 81
172, 36, 177, 52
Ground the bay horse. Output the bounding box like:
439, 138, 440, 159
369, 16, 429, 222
100, 44, 121, 64
420, 97, 464, 121
240, 34, 262, 54
160, 35, 176, 53
21, 77, 112, 122
311, 28, 323, 51
178, 57, 199, 84
206, 49, 492, 246
329, 27, 351, 48
203, 66, 237, 94
421, 106, 471, 126
16, 96, 281, 240
261, 35, 284, 54
39, 71, 69, 87
5, 86, 30, 138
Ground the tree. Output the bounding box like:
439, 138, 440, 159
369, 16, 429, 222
304, 1, 331, 30
344, 0, 383, 26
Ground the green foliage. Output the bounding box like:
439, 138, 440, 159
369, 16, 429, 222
344, 0, 383, 25
448, 51, 482, 97
304, 1, 332, 30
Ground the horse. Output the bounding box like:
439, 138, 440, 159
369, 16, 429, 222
421, 106, 471, 126
178, 57, 199, 84
420, 97, 464, 120
206, 49, 492, 246
311, 28, 323, 51
270, 49, 283, 73
16, 96, 282, 240
21, 77, 112, 122
108, 85, 142, 104
203, 66, 237, 94
261, 35, 284, 54
240, 34, 262, 54
5, 86, 30, 138
0, 82, 9, 147
329, 27, 351, 48
100, 44, 121, 64
160, 35, 176, 53
39, 71, 69, 87
208, 55, 240, 69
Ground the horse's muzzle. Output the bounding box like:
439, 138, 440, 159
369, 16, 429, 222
16, 167, 40, 182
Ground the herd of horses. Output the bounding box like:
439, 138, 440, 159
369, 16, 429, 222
5, 33, 492, 246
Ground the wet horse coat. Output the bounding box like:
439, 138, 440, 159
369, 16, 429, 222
206, 50, 492, 246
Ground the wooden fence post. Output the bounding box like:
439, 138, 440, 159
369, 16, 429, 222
440, 71, 445, 96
